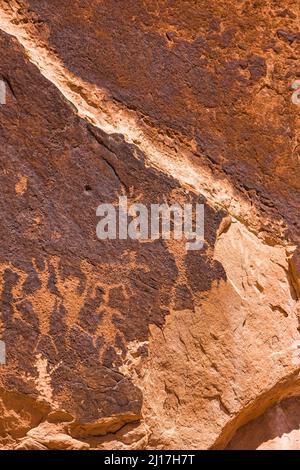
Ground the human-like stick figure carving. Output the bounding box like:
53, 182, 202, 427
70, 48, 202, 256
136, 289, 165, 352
0, 341, 6, 365
0, 79, 6, 105
291, 80, 300, 105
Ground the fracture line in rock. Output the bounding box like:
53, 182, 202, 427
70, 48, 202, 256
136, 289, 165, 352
0, 1, 289, 246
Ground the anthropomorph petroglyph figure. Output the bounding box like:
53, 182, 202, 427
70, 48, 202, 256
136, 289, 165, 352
0, 341, 6, 365
0, 79, 5, 105
291, 80, 300, 105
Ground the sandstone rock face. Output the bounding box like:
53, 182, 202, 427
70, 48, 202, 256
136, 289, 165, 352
227, 396, 300, 450
0, 0, 299, 450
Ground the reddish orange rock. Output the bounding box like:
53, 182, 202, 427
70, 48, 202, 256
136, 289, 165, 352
0, 0, 299, 451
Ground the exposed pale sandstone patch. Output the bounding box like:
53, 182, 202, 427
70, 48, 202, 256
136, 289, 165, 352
128, 221, 300, 449
15, 175, 27, 196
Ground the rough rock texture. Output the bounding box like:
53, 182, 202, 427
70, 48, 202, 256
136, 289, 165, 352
0, 0, 299, 450
227, 396, 300, 450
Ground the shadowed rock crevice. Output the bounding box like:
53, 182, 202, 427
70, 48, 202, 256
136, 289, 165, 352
227, 395, 300, 450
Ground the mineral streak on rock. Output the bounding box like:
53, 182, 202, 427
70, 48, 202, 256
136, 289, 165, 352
0, 0, 299, 451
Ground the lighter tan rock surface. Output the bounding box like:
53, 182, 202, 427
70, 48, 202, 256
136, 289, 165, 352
0, 0, 299, 451
227, 396, 300, 450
